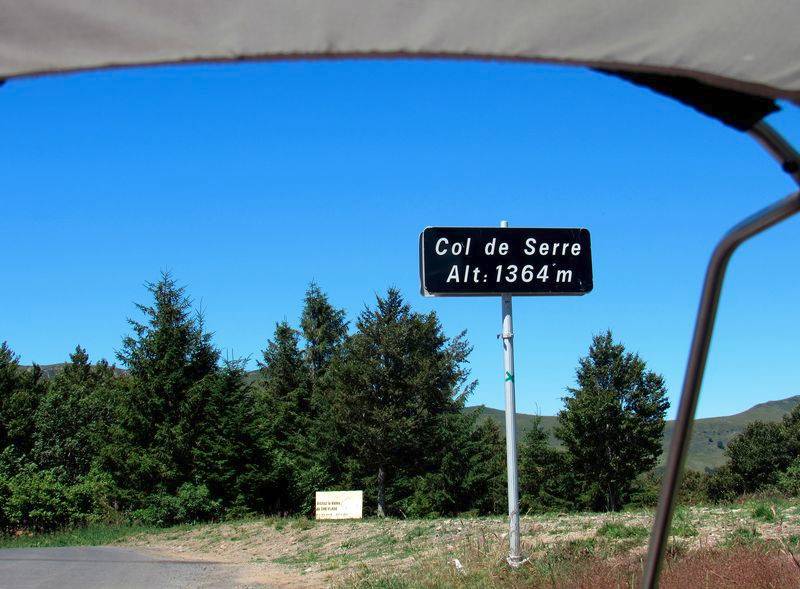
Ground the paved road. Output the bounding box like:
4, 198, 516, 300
0, 546, 252, 589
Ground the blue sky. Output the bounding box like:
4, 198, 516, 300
1, 59, 798, 419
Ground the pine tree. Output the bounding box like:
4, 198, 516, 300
0, 342, 44, 457
518, 417, 574, 512
328, 288, 474, 516
254, 321, 313, 512
297, 283, 349, 510
556, 331, 668, 511
188, 359, 260, 508
300, 282, 348, 385
462, 418, 506, 515
113, 272, 220, 496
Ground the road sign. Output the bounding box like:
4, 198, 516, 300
419, 222, 593, 568
315, 490, 363, 520
419, 226, 593, 296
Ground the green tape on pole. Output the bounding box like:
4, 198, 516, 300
505, 371, 514, 382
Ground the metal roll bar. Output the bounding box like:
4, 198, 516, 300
641, 121, 800, 588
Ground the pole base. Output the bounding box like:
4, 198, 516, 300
506, 555, 524, 569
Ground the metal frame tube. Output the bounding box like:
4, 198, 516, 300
641, 189, 800, 587
641, 123, 800, 588
749, 122, 800, 185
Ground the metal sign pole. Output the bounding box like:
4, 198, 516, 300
419, 221, 592, 569
500, 219, 522, 568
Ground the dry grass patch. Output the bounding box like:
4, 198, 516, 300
121, 501, 800, 588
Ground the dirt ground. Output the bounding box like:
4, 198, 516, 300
124, 502, 800, 588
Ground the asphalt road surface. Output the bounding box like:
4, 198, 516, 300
0, 546, 254, 589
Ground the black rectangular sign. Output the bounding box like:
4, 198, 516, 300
420, 227, 593, 296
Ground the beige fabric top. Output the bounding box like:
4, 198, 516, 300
1, 1, 798, 102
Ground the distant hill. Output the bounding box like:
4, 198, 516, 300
23, 363, 127, 379
469, 395, 800, 473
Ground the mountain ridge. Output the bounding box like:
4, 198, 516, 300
470, 394, 800, 472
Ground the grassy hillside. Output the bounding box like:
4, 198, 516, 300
470, 395, 800, 472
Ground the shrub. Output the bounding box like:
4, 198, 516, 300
626, 471, 660, 508
726, 421, 791, 493
129, 484, 221, 527
777, 459, 800, 496
401, 474, 452, 518
0, 474, 10, 531
678, 470, 707, 504
66, 469, 119, 527
4, 466, 71, 532
705, 465, 744, 503
130, 493, 180, 527
175, 483, 221, 523
291, 463, 331, 516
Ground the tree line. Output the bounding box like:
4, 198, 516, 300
4, 271, 748, 535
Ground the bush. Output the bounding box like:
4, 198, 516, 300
778, 459, 800, 496
726, 422, 791, 493
0, 474, 10, 531
175, 483, 221, 523
129, 484, 221, 527
401, 474, 453, 518
0, 462, 120, 534
4, 466, 72, 532
678, 470, 708, 504
626, 471, 660, 508
291, 463, 331, 516
130, 493, 180, 527
66, 469, 119, 527
706, 465, 744, 503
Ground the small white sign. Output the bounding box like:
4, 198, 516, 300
315, 490, 363, 520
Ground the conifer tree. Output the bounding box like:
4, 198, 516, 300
0, 342, 43, 457
258, 321, 309, 438
188, 358, 259, 508
114, 272, 220, 495
298, 283, 349, 506
518, 417, 574, 512
254, 321, 313, 512
0, 342, 23, 451
462, 418, 506, 515
300, 282, 348, 384
556, 331, 668, 511
328, 288, 474, 516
